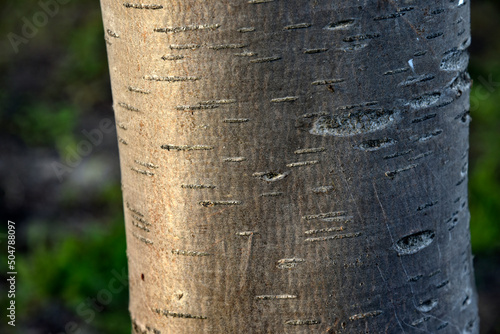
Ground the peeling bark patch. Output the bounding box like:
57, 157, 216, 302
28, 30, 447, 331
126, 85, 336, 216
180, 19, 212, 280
440, 49, 469, 71
416, 299, 438, 312
236, 231, 256, 236
153, 308, 207, 320
325, 19, 355, 30
223, 157, 246, 162
310, 109, 399, 137
123, 3, 163, 10
285, 319, 321, 325
394, 230, 435, 255
448, 72, 471, 98
277, 258, 305, 269
349, 310, 383, 321
356, 138, 396, 151
407, 93, 441, 109
252, 171, 289, 182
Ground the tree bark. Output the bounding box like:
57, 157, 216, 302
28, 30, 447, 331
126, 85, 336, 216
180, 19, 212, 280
100, 0, 478, 333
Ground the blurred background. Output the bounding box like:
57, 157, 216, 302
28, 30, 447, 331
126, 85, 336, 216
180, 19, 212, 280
0, 0, 498, 333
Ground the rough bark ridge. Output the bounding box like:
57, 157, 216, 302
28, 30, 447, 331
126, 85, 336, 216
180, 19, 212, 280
100, 0, 478, 333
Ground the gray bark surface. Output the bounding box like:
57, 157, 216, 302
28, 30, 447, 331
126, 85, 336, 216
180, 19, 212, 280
100, 0, 478, 333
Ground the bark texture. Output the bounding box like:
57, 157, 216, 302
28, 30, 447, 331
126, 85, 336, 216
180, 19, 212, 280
100, 0, 478, 333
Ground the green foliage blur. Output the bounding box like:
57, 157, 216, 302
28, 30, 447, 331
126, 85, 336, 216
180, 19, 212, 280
0, 0, 499, 333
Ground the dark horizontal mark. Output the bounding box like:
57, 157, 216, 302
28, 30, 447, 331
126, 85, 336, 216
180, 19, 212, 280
311, 79, 344, 85
123, 3, 163, 9
118, 102, 139, 112
181, 184, 216, 189
144, 75, 200, 82
127, 86, 150, 94
383, 67, 409, 75
132, 232, 153, 245
250, 56, 281, 63
208, 44, 247, 50
153, 308, 207, 320
374, 12, 405, 21
223, 118, 250, 123
238, 27, 255, 33
385, 164, 417, 178
107, 29, 119, 38
161, 144, 214, 151
411, 113, 436, 123
343, 33, 380, 42
304, 48, 328, 54
154, 24, 220, 33
325, 19, 355, 30
426, 32, 444, 39
131, 167, 154, 176
162, 55, 184, 61
284, 23, 311, 30
199, 200, 241, 207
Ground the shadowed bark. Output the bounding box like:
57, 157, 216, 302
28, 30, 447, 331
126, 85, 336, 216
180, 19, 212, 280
100, 0, 479, 333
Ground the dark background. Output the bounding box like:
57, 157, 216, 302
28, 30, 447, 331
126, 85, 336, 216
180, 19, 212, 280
0, 0, 498, 333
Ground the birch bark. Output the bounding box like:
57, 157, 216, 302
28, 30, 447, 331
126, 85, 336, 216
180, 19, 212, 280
100, 1, 478, 332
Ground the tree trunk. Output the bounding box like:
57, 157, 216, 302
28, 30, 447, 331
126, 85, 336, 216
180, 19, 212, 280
100, 0, 478, 333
